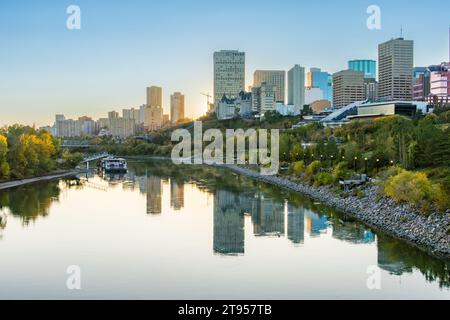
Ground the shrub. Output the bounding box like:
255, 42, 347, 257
352, 189, 365, 199
332, 161, 349, 181
314, 172, 334, 187
400, 216, 408, 223
305, 160, 321, 180
431, 183, 450, 212
378, 166, 405, 190
437, 110, 450, 123
292, 161, 305, 176
383, 171, 434, 212
0, 162, 9, 180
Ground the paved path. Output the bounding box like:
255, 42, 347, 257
0, 171, 78, 191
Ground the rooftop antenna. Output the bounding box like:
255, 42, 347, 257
400, 26, 403, 38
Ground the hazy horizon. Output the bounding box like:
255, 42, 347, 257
1, 0, 449, 127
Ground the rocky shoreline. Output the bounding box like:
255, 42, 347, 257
221, 164, 450, 260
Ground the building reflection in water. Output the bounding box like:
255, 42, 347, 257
145, 173, 162, 215
305, 211, 329, 237
251, 193, 284, 237
331, 217, 375, 244
213, 190, 245, 255
170, 179, 184, 211
287, 203, 305, 245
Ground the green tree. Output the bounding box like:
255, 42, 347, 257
0, 135, 10, 179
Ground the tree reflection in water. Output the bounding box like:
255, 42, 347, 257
0, 179, 78, 226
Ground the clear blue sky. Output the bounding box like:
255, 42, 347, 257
1, 0, 449, 126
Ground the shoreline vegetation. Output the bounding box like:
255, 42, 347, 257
0, 125, 83, 184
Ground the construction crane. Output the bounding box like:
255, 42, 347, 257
201, 92, 213, 113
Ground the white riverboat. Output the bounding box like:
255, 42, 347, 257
100, 157, 128, 173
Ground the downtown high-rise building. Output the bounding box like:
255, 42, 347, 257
364, 78, 379, 102
413, 67, 431, 101
378, 38, 414, 101
287, 65, 305, 111
332, 70, 365, 108
253, 70, 286, 104
145, 86, 163, 131
251, 82, 276, 116
146, 86, 162, 107
427, 62, 450, 105
306, 68, 333, 102
170, 92, 185, 124
213, 50, 245, 107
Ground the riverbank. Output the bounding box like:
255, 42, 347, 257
220, 164, 450, 260
0, 171, 78, 191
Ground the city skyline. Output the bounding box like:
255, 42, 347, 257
1, 0, 450, 127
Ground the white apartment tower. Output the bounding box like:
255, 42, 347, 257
213, 50, 245, 107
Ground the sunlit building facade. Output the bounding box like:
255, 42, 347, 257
213, 50, 245, 107
254, 70, 286, 104
332, 70, 365, 108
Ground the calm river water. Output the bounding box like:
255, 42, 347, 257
0, 160, 449, 299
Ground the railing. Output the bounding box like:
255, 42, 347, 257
81, 152, 110, 163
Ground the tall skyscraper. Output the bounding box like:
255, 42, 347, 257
170, 92, 185, 124
288, 65, 305, 110
332, 70, 365, 108
145, 86, 163, 131
146, 86, 162, 107
213, 50, 245, 106
378, 38, 414, 101
253, 70, 286, 103
306, 68, 333, 102
348, 60, 377, 79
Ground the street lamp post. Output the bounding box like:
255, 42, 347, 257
364, 157, 368, 174
354, 157, 358, 172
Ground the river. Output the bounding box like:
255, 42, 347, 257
0, 160, 448, 299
